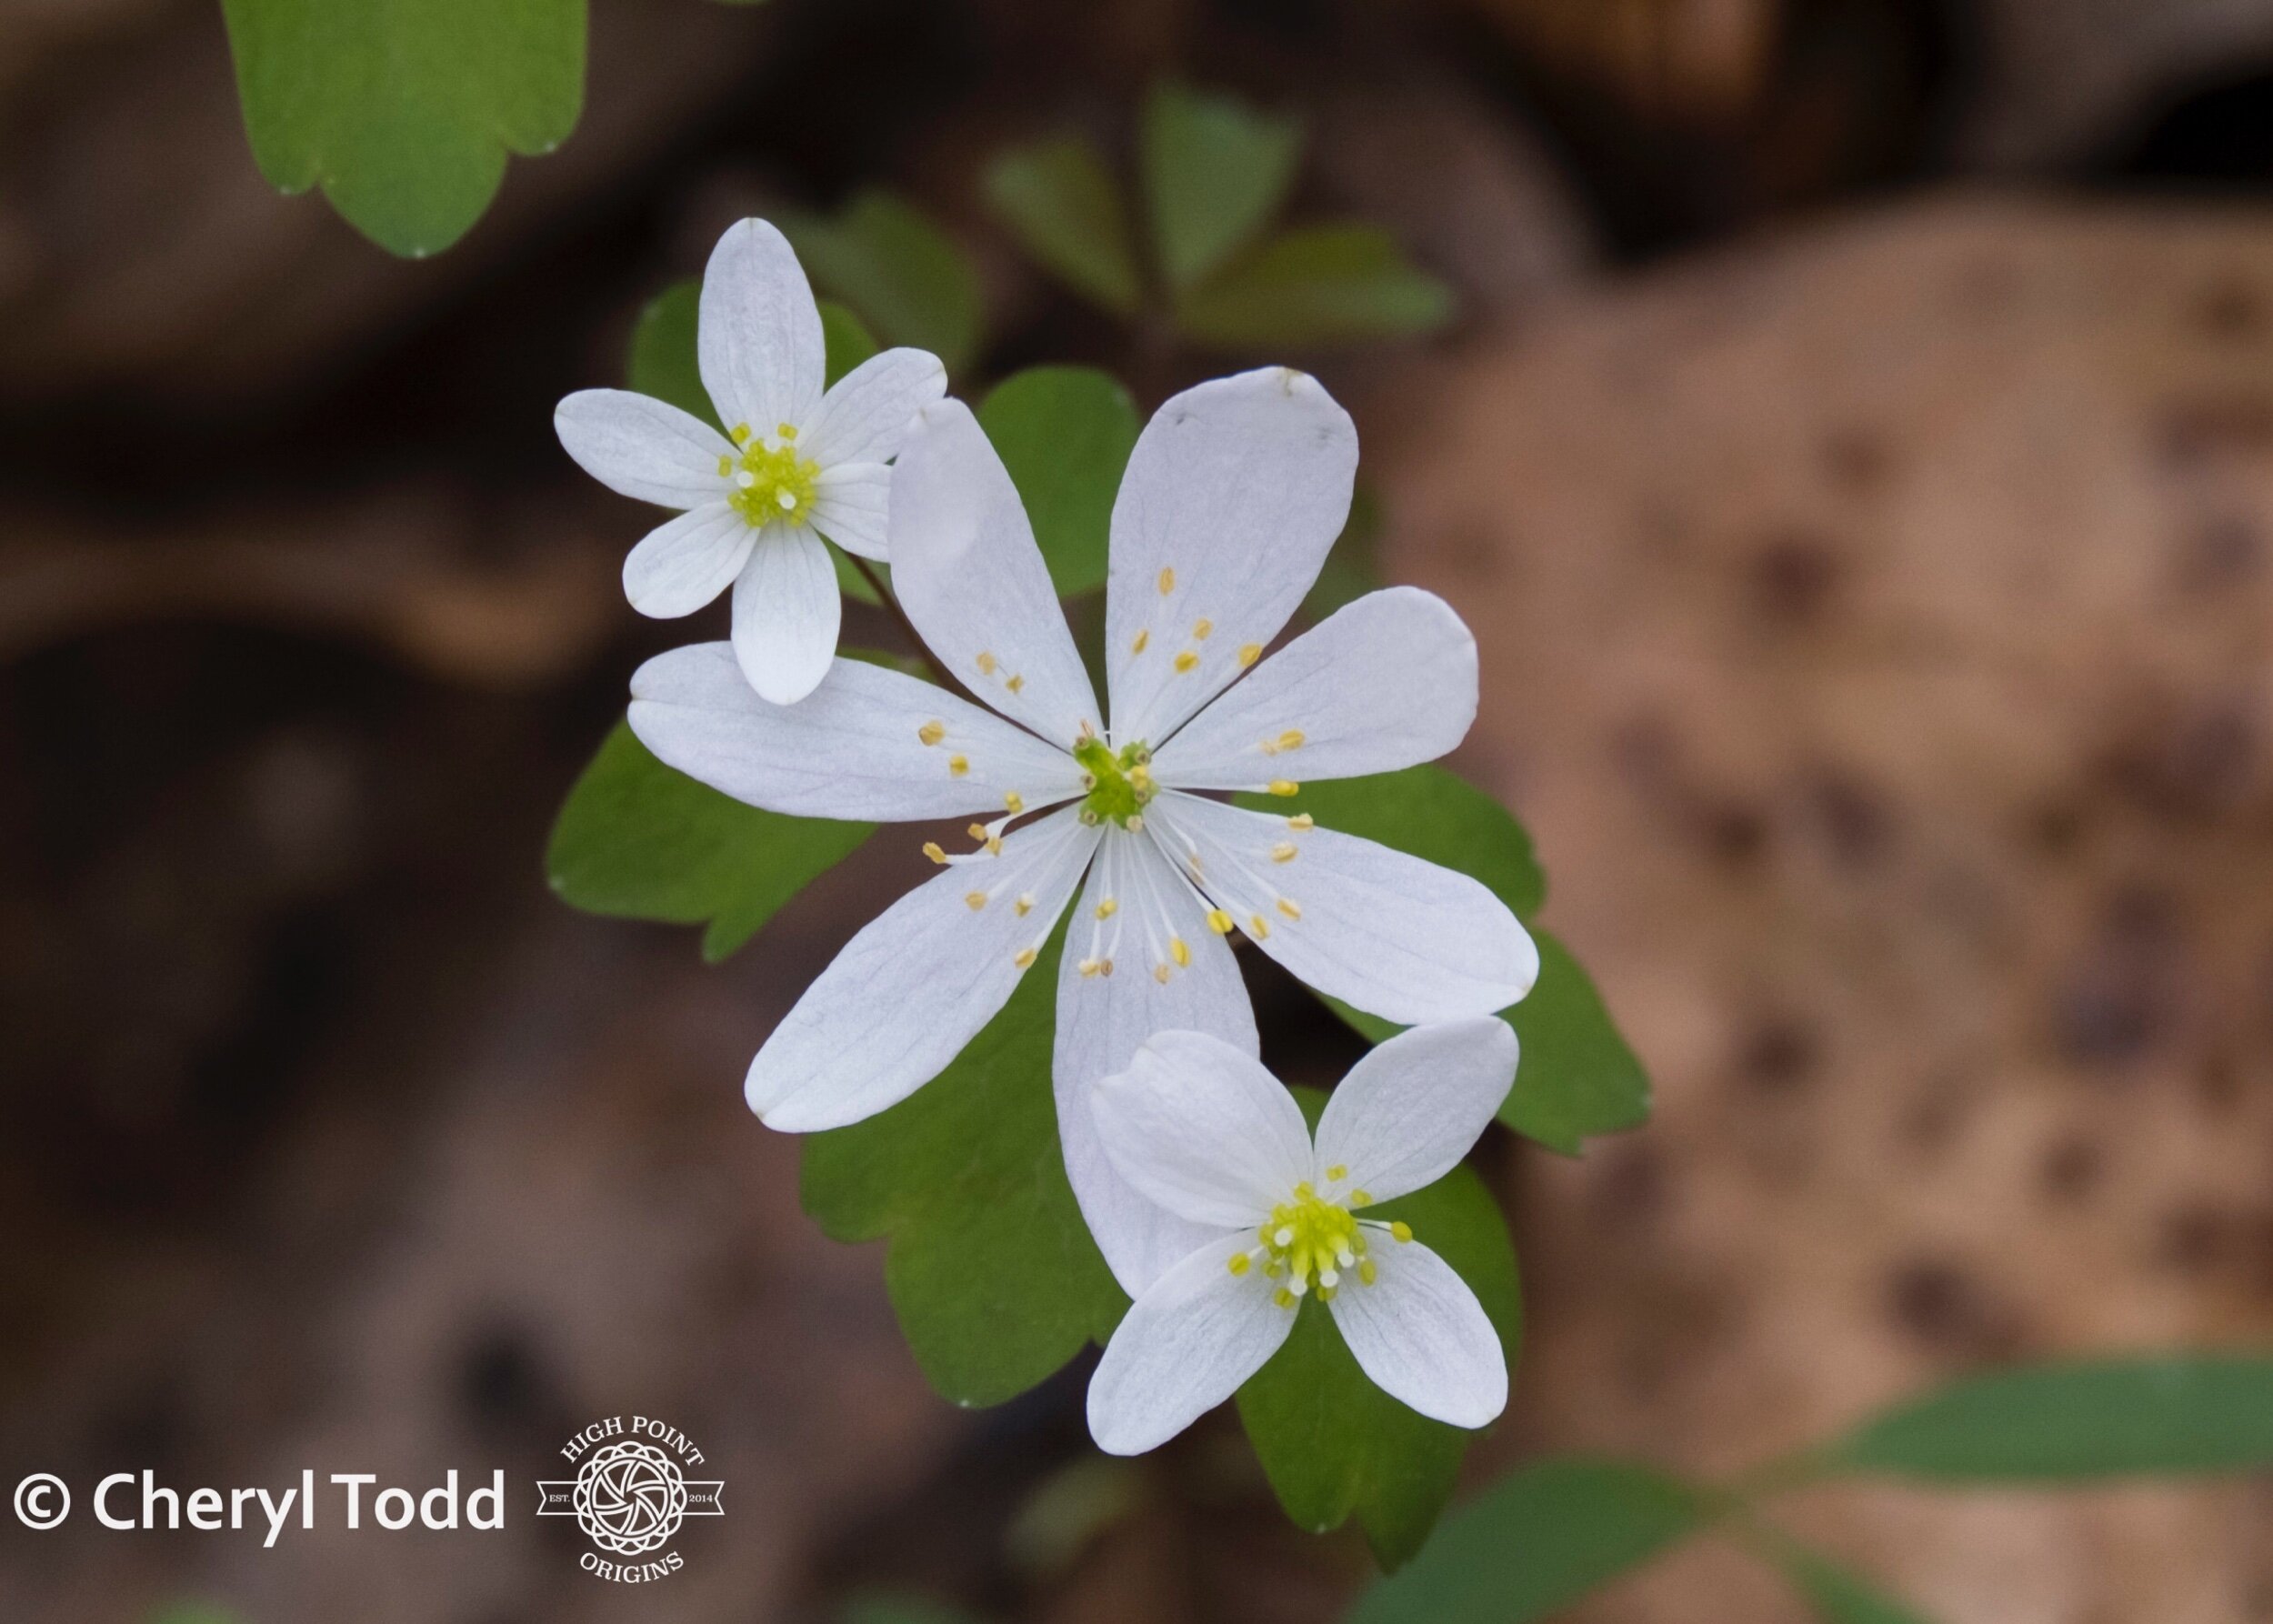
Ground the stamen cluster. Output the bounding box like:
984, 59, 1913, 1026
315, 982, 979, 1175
722, 422, 820, 527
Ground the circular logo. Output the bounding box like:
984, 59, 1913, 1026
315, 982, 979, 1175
569, 1441, 688, 1556
15, 1474, 69, 1530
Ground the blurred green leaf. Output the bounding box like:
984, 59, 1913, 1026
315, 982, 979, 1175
820, 300, 881, 386
984, 135, 1144, 316
1349, 1459, 1707, 1622
627, 280, 711, 425
839, 1594, 988, 1624
778, 193, 985, 376
1825, 1355, 2273, 1482
1242, 767, 1648, 1154
977, 367, 1140, 599
220, 0, 584, 257
1237, 1088, 1521, 1570
1177, 225, 1454, 350
1301, 484, 1383, 622
547, 721, 874, 962
1141, 83, 1303, 295
802, 927, 1126, 1406
1770, 1545, 1938, 1624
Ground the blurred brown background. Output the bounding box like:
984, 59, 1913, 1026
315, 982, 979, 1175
7, 1, 2273, 1619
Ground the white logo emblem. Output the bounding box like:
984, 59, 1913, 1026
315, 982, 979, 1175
538, 1418, 723, 1582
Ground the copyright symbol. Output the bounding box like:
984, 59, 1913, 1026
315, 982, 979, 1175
15, 1474, 68, 1529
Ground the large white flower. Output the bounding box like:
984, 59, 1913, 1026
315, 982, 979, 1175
628, 366, 1538, 1296
1084, 1021, 1517, 1454
556, 218, 947, 705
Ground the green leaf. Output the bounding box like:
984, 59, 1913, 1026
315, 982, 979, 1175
977, 367, 1140, 598
983, 135, 1144, 316
546, 721, 874, 963
1823, 1355, 2273, 1483
1177, 225, 1454, 351
1237, 1088, 1521, 1570
1349, 1459, 1707, 1622
1141, 83, 1303, 294
627, 280, 712, 426
1770, 1545, 1938, 1624
801, 928, 1126, 1406
1301, 484, 1383, 622
1504, 931, 1652, 1155
778, 193, 985, 376
219, 0, 584, 257
820, 299, 881, 386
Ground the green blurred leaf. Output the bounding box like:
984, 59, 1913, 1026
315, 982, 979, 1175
779, 193, 985, 376
984, 135, 1144, 316
802, 928, 1126, 1406
1237, 1088, 1521, 1570
627, 280, 711, 426
977, 367, 1140, 598
1301, 484, 1383, 622
1177, 225, 1454, 351
1241, 767, 1647, 1154
1824, 1355, 2273, 1483
1770, 1545, 1938, 1624
839, 1594, 987, 1624
820, 299, 881, 386
1349, 1459, 1707, 1622
220, 0, 584, 257
1141, 83, 1302, 294
547, 721, 874, 962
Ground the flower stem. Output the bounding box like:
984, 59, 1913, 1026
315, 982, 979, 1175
850, 554, 956, 691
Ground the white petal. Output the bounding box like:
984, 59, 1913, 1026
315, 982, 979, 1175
1056, 830, 1261, 1296
1090, 1030, 1311, 1230
803, 346, 948, 467
747, 806, 1100, 1130
1327, 1237, 1507, 1429
808, 461, 891, 561
620, 504, 756, 618
556, 388, 736, 509
731, 526, 840, 705
630, 642, 1086, 821
1146, 792, 1538, 1026
1153, 587, 1478, 790
1313, 1019, 1517, 1204
698, 218, 826, 438
1104, 368, 1357, 746
888, 399, 1103, 745
1086, 1231, 1293, 1456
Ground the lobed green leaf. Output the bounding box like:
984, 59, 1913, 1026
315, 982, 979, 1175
977, 367, 1140, 599
1770, 1545, 1938, 1624
220, 0, 585, 257
546, 722, 873, 963
1177, 224, 1453, 351
1141, 84, 1303, 295
983, 135, 1145, 316
777, 193, 985, 376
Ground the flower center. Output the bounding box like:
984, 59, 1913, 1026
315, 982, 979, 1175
1225, 1180, 1416, 1309
722, 423, 819, 528
1073, 737, 1155, 830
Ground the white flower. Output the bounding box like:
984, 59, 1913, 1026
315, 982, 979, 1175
627, 366, 1538, 1295
1084, 1020, 1517, 1454
556, 218, 947, 704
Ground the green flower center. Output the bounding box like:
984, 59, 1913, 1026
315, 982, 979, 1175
722, 422, 820, 528
1225, 1178, 1414, 1309
1074, 737, 1155, 829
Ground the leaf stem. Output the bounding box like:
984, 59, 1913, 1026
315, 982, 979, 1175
850, 554, 956, 691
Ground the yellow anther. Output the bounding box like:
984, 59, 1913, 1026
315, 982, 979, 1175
1390, 1220, 1413, 1243
1238, 643, 1263, 667
1194, 617, 1214, 639
1079, 958, 1103, 977
1359, 1259, 1378, 1285
1276, 729, 1306, 752
1249, 915, 1272, 939
1227, 1252, 1251, 1277
1317, 1285, 1337, 1303
1014, 947, 1037, 969
1287, 813, 1314, 830
776, 422, 797, 440
1174, 650, 1199, 673
1006, 675, 1026, 694
1350, 1189, 1373, 1208
1170, 937, 1191, 967
1015, 893, 1034, 916
1126, 814, 1144, 833
1095, 897, 1117, 919
1099, 958, 1115, 977
987, 835, 1003, 855
716, 455, 733, 476
1206, 909, 1234, 935
976, 651, 997, 675
948, 755, 969, 777
1277, 897, 1301, 920
1272, 842, 1297, 863
922, 842, 947, 865
1267, 779, 1299, 797
1157, 566, 1175, 596
1326, 1164, 1347, 1181
918, 720, 946, 746
1154, 964, 1172, 984
731, 423, 753, 445
965, 892, 987, 911
968, 824, 988, 841
1004, 790, 1025, 813
1131, 628, 1149, 655
1273, 1288, 1297, 1309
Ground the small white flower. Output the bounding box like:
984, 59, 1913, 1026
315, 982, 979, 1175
628, 366, 1538, 1295
1083, 1020, 1517, 1454
555, 218, 947, 705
